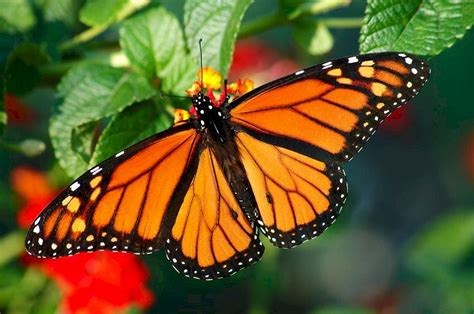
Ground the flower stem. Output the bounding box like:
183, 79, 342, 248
320, 17, 364, 28
239, 12, 363, 39
238, 11, 286, 39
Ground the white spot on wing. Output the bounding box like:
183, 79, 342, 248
91, 166, 102, 175
33, 226, 40, 234
70, 182, 80, 191
348, 56, 358, 63
322, 61, 332, 69
295, 70, 304, 75
115, 151, 125, 157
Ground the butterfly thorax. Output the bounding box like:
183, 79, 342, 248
192, 92, 228, 143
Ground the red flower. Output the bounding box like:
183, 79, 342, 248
229, 40, 300, 86
4, 94, 34, 124
12, 166, 154, 314
464, 131, 474, 182
379, 105, 412, 134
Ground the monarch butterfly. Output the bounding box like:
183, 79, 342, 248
26, 51, 430, 280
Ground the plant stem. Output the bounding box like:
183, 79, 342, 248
0, 140, 24, 154
321, 17, 364, 28
59, 0, 150, 52
59, 25, 109, 52
238, 11, 286, 39
239, 12, 363, 39
289, 0, 351, 20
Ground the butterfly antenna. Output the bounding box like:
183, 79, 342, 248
199, 38, 204, 87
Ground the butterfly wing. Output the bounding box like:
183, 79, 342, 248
228, 52, 430, 247
26, 123, 201, 258
165, 146, 264, 280
229, 52, 430, 163
235, 132, 346, 248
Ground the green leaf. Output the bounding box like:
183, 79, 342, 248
406, 210, 474, 277
51, 63, 156, 177
4, 43, 50, 96
0, 0, 36, 33
359, 0, 474, 55
90, 100, 171, 165
184, 0, 253, 77
37, 0, 79, 26
79, 0, 128, 26
120, 6, 197, 95
294, 21, 333, 55
0, 231, 25, 267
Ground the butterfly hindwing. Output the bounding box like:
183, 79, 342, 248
235, 132, 347, 248
229, 52, 430, 163
165, 146, 264, 280
26, 124, 201, 258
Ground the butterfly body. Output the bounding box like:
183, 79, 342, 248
26, 52, 430, 280
192, 93, 259, 222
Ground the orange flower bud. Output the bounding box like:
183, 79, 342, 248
199, 67, 222, 90
185, 82, 201, 97
173, 109, 191, 124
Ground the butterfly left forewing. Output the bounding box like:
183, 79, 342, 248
165, 147, 264, 280
26, 124, 201, 258
229, 52, 430, 163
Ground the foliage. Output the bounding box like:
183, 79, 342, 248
360, 0, 474, 54
0, 0, 472, 313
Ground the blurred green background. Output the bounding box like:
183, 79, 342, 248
0, 0, 473, 313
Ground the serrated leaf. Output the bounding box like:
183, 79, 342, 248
79, 0, 128, 26
406, 210, 474, 276
294, 22, 333, 55
4, 43, 50, 96
120, 6, 197, 95
0, 0, 36, 33
90, 100, 171, 165
184, 0, 253, 77
360, 0, 474, 55
51, 63, 156, 178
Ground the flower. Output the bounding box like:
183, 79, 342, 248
182, 66, 254, 122
199, 67, 222, 90
12, 166, 154, 314
229, 40, 300, 85
380, 106, 412, 134
4, 94, 34, 124
173, 108, 191, 125
37, 252, 153, 314
464, 131, 474, 182
227, 79, 255, 97
11, 166, 56, 228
